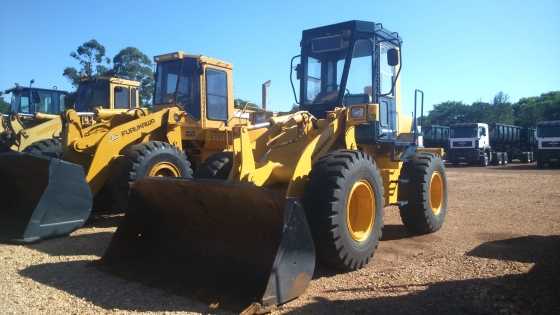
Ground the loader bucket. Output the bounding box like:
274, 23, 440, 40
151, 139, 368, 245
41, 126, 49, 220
102, 177, 315, 311
0, 152, 92, 243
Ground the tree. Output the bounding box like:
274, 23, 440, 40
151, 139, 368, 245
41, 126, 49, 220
513, 91, 560, 127
112, 47, 154, 105
492, 91, 510, 105
63, 39, 111, 86
425, 91, 560, 128
423, 101, 470, 126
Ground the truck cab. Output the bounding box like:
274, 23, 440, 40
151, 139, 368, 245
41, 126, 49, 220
536, 120, 560, 168
448, 123, 490, 165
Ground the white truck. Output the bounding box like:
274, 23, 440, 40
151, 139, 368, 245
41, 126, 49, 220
536, 120, 560, 168
448, 123, 535, 166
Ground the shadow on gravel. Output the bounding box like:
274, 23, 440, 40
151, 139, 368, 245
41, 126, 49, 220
19, 260, 224, 314
381, 224, 410, 241
85, 213, 124, 228
284, 235, 560, 315
28, 231, 113, 257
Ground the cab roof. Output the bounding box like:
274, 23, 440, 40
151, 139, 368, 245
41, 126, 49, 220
4, 86, 68, 94
154, 51, 233, 70
81, 76, 141, 87
301, 20, 402, 45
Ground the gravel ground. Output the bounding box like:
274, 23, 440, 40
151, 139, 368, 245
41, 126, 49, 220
1, 164, 559, 314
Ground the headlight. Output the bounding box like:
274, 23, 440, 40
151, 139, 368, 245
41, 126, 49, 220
350, 106, 365, 119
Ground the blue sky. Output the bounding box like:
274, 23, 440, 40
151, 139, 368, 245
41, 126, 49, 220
1, 0, 559, 115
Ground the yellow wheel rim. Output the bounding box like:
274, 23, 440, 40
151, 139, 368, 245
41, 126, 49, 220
429, 171, 444, 215
346, 180, 375, 242
148, 162, 181, 177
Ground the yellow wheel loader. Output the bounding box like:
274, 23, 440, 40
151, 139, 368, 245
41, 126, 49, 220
0, 86, 68, 153
0, 77, 141, 242
0, 54, 249, 242
0, 77, 141, 155
102, 20, 449, 312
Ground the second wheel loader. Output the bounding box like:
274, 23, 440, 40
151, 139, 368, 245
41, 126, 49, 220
0, 53, 250, 242
102, 20, 449, 312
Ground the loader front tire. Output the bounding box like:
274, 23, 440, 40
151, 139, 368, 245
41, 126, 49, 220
398, 152, 447, 234
125, 141, 193, 181
194, 152, 233, 179
303, 150, 384, 271
104, 141, 193, 212
23, 138, 63, 158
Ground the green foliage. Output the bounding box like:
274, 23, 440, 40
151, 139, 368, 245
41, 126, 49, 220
112, 47, 154, 105
0, 96, 9, 113
513, 91, 560, 127
63, 39, 111, 86
426, 91, 560, 127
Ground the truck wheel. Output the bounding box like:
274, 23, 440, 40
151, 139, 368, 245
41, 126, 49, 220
23, 138, 63, 158
303, 150, 384, 271
537, 158, 544, 169
503, 153, 509, 165
479, 152, 489, 167
398, 152, 448, 234
194, 152, 233, 179
106, 141, 193, 212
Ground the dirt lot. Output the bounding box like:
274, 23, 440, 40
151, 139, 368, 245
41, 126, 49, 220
1, 164, 559, 315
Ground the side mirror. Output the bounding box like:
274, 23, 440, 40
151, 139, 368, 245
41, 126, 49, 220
295, 64, 302, 80
387, 48, 399, 66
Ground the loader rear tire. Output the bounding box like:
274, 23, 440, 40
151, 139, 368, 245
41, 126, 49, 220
194, 152, 233, 179
398, 152, 447, 234
23, 138, 63, 158
303, 150, 384, 271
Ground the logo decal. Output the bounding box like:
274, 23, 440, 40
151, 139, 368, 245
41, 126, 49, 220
121, 119, 156, 137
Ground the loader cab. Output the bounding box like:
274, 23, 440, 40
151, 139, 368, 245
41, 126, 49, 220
296, 20, 402, 139
6, 86, 68, 115
153, 52, 235, 129
74, 77, 140, 112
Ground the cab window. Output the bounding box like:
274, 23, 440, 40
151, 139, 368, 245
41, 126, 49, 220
380, 43, 396, 96
131, 88, 137, 107
206, 69, 228, 121
114, 86, 130, 109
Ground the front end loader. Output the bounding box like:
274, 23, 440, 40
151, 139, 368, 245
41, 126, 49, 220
0, 77, 142, 242
0, 85, 68, 152
102, 20, 448, 311
0, 55, 250, 243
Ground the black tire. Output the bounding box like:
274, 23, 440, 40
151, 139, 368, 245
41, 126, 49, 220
303, 150, 384, 271
124, 141, 193, 181
103, 141, 193, 212
194, 152, 233, 179
398, 152, 448, 234
503, 153, 509, 165
479, 152, 489, 167
23, 138, 63, 158
537, 158, 544, 169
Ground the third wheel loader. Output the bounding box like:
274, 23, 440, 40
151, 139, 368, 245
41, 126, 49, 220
102, 20, 449, 312
0, 77, 141, 155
